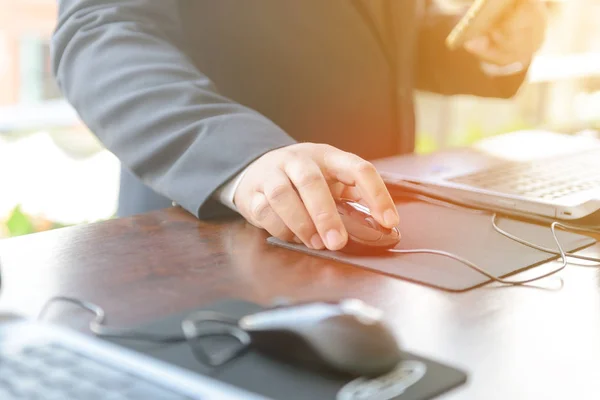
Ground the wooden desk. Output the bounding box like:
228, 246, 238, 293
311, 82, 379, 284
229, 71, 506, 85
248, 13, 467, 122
1, 207, 600, 399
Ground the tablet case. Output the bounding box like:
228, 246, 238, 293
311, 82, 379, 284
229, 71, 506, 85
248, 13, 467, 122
267, 200, 597, 292
108, 299, 468, 400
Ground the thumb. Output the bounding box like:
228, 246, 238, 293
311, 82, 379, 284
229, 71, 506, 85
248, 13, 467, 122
464, 35, 490, 54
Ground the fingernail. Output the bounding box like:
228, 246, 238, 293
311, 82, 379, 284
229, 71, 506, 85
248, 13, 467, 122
383, 209, 399, 227
310, 233, 325, 249
326, 229, 344, 249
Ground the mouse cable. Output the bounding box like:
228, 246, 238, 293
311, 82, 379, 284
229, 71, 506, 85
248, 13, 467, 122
397, 191, 600, 264
386, 217, 569, 285
36, 296, 251, 367
37, 296, 186, 343
491, 217, 600, 264
387, 192, 600, 285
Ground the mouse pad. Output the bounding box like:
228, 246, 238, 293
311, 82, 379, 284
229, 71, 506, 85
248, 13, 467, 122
107, 298, 468, 400
267, 200, 597, 292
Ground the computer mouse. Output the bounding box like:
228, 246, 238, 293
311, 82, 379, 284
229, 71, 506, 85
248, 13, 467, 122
335, 199, 401, 254
238, 299, 403, 377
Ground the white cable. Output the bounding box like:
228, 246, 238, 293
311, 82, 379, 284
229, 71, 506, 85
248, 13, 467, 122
388, 191, 600, 285
491, 216, 600, 264
388, 216, 569, 285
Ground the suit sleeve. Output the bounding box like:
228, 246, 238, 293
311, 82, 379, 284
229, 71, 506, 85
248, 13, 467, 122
415, 4, 528, 98
51, 0, 296, 219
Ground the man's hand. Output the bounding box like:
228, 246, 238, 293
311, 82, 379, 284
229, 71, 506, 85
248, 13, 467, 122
463, 0, 547, 67
233, 143, 400, 251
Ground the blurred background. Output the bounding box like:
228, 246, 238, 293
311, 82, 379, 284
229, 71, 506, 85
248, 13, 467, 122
0, 0, 599, 238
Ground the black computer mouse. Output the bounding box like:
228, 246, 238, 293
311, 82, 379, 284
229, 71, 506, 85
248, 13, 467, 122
238, 299, 403, 377
335, 199, 401, 254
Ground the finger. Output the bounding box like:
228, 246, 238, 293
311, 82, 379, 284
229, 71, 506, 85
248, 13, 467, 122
464, 35, 493, 55
463, 36, 516, 66
262, 168, 324, 250
488, 14, 536, 54
488, 29, 521, 53
489, 0, 546, 53
245, 191, 296, 243
329, 182, 346, 199
330, 182, 362, 203
284, 157, 347, 251
496, 0, 543, 32
321, 149, 399, 229
472, 46, 517, 67
339, 185, 364, 203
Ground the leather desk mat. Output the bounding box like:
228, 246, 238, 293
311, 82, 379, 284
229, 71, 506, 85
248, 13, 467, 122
267, 200, 597, 292
107, 299, 468, 400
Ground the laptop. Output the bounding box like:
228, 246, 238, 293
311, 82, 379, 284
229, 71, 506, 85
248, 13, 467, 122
373, 130, 600, 224
0, 265, 269, 399
0, 314, 271, 400
0, 315, 265, 400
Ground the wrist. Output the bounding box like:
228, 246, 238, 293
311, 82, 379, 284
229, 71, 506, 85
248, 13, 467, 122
215, 167, 250, 212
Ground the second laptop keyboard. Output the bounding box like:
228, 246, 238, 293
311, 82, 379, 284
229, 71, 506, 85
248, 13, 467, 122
0, 340, 193, 400
449, 149, 600, 200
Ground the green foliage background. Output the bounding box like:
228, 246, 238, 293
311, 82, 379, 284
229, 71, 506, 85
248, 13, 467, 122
3, 205, 69, 238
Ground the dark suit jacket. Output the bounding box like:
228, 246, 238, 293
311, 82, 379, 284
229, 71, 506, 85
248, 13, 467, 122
52, 0, 527, 219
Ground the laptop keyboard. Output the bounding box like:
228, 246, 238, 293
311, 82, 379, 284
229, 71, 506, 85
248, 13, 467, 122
0, 341, 193, 400
449, 149, 600, 200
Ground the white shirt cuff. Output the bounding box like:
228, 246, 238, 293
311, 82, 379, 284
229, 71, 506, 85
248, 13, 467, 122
480, 61, 526, 76
214, 167, 250, 212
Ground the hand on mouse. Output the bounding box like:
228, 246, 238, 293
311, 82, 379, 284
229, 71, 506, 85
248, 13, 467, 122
233, 143, 400, 251
463, 0, 547, 68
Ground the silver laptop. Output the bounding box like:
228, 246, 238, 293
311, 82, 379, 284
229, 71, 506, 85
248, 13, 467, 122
0, 315, 269, 400
373, 130, 600, 223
